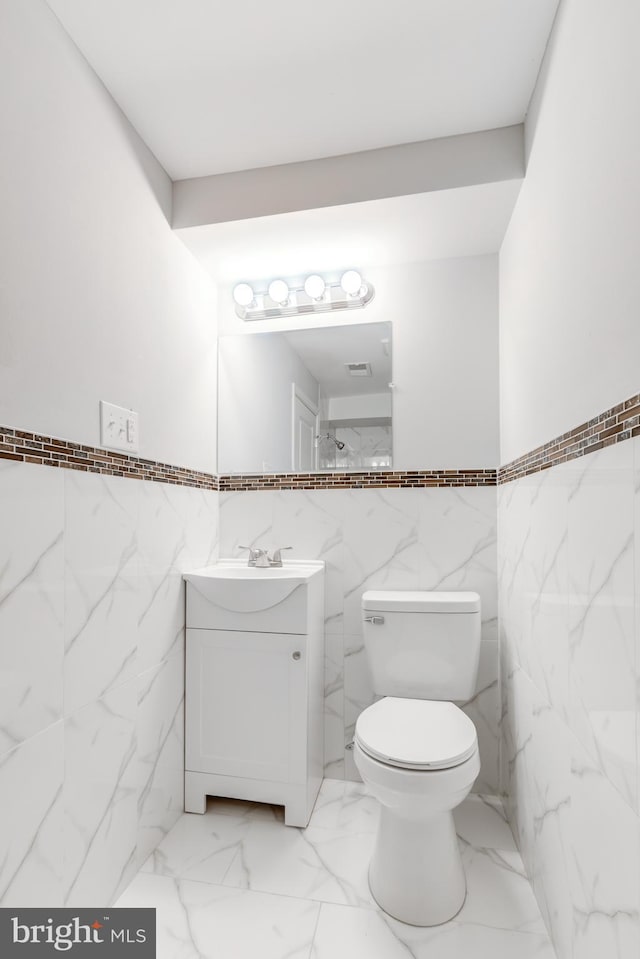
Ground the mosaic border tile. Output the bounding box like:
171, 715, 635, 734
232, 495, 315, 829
5, 389, 638, 491
0, 426, 498, 491
219, 469, 497, 490
498, 390, 640, 485
0, 426, 219, 490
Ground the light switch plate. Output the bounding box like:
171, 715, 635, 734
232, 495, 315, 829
100, 400, 139, 454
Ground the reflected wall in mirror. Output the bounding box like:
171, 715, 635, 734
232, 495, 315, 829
218, 322, 392, 474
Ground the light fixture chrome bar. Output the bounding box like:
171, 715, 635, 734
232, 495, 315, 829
233, 275, 375, 321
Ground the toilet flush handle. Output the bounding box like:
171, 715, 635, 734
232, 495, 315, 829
364, 615, 385, 625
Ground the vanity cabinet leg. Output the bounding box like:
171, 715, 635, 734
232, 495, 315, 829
284, 785, 315, 827
185, 774, 207, 814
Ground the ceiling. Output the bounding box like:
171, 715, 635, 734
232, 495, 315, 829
283, 323, 392, 398
46, 0, 559, 181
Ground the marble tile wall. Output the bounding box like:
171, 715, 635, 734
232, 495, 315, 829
0, 459, 218, 907
219, 486, 499, 792
498, 437, 640, 959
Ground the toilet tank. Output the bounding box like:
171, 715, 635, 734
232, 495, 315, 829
361, 590, 481, 701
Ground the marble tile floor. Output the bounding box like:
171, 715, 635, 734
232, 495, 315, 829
116, 779, 557, 959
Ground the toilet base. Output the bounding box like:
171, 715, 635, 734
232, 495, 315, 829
368, 805, 466, 926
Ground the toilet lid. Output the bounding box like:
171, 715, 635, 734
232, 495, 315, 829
355, 698, 478, 770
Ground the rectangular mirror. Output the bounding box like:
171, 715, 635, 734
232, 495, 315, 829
218, 322, 392, 473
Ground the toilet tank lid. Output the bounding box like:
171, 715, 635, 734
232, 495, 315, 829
362, 590, 480, 613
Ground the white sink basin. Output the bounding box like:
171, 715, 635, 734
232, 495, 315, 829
185, 561, 322, 582
183, 560, 324, 613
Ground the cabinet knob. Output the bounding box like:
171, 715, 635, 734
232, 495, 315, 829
292, 651, 301, 661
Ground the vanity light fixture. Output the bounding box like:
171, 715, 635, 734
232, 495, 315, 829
232, 282, 255, 308
268, 279, 290, 306
303, 274, 326, 301
340, 269, 364, 296
232, 269, 375, 321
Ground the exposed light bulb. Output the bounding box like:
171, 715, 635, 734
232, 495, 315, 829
340, 270, 363, 296
268, 279, 289, 305
304, 274, 326, 300
232, 282, 255, 307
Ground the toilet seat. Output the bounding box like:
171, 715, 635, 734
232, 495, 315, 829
355, 697, 478, 771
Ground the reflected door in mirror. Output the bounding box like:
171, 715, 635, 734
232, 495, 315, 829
218, 322, 392, 474
292, 388, 317, 470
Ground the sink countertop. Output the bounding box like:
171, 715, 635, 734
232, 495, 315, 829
183, 559, 324, 584
183, 559, 325, 614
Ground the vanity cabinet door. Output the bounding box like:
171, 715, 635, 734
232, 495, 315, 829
185, 628, 307, 784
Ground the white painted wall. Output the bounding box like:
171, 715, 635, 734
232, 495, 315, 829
499, 0, 640, 463
218, 334, 319, 473
218, 255, 499, 470
387, 256, 498, 468
0, 0, 217, 473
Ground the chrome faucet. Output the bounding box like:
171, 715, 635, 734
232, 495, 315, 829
269, 546, 292, 567
238, 545, 270, 567
239, 545, 293, 567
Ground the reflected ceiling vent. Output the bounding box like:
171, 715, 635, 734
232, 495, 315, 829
346, 362, 372, 377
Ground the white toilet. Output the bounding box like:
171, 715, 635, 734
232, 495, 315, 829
354, 589, 481, 926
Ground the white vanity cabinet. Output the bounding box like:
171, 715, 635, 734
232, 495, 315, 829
183, 561, 324, 827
